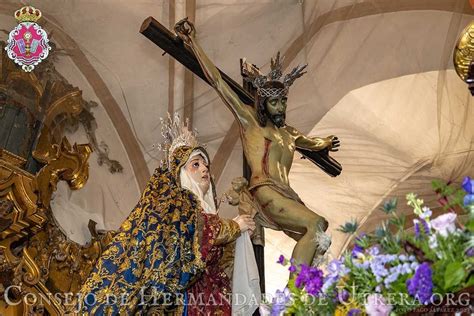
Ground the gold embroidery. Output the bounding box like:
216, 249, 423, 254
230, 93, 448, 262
215, 218, 241, 245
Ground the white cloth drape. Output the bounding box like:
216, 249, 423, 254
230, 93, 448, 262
232, 231, 261, 315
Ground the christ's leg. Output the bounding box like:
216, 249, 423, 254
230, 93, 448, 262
253, 186, 329, 266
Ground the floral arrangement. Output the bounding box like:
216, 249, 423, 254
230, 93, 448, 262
262, 177, 474, 315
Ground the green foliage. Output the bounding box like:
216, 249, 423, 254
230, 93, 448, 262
432, 179, 454, 195
466, 220, 474, 232
466, 274, 474, 287
444, 261, 466, 290
416, 231, 471, 296
374, 219, 404, 254
431, 179, 468, 211
378, 233, 402, 254
388, 215, 405, 229
355, 233, 370, 248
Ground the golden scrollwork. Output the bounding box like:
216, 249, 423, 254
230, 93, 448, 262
0, 163, 44, 240
454, 20, 474, 81
33, 127, 92, 210
17, 248, 41, 286
0, 38, 111, 315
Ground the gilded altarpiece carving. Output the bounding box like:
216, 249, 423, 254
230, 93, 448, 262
0, 43, 111, 315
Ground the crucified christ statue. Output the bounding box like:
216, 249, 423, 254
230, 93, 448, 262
174, 18, 340, 267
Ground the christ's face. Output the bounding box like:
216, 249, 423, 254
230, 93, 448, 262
265, 96, 287, 127
184, 154, 210, 194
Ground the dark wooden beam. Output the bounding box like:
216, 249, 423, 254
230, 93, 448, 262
140, 17, 254, 105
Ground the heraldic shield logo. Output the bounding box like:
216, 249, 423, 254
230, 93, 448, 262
5, 6, 51, 72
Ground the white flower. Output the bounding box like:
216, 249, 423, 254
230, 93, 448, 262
429, 235, 438, 250
365, 294, 392, 316
430, 213, 457, 237
420, 207, 432, 220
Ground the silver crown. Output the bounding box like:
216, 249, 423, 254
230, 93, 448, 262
243, 52, 307, 98
158, 113, 200, 167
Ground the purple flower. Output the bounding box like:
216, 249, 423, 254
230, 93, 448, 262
364, 294, 392, 316
431, 213, 457, 237
406, 263, 433, 305
413, 219, 421, 238
322, 259, 350, 293
401, 262, 413, 274
288, 265, 296, 273
466, 247, 474, 257
337, 289, 350, 303
271, 287, 290, 315
352, 234, 367, 257
462, 176, 474, 194
368, 246, 380, 256
383, 261, 414, 288
420, 219, 431, 235
277, 255, 285, 265
305, 276, 324, 296
348, 308, 362, 316
464, 194, 474, 206
370, 256, 390, 282
322, 276, 337, 293
384, 270, 400, 286
352, 244, 363, 257
294, 264, 324, 296
295, 264, 310, 288
327, 259, 350, 277
353, 258, 370, 269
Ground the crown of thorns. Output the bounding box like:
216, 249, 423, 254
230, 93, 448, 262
243, 52, 307, 98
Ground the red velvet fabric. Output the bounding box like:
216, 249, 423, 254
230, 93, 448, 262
186, 213, 232, 316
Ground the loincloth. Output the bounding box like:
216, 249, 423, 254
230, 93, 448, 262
247, 178, 305, 241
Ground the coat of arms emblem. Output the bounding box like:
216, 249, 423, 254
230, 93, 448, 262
5, 6, 51, 72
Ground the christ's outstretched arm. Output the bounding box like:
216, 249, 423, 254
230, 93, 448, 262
175, 18, 254, 129
286, 126, 340, 152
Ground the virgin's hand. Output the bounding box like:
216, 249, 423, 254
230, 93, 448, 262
233, 214, 256, 234
174, 17, 196, 43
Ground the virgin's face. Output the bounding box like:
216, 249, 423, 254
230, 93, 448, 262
184, 154, 210, 194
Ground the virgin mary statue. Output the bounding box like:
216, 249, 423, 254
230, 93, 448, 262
77, 114, 256, 315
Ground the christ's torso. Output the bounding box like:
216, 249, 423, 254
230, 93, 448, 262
243, 123, 296, 186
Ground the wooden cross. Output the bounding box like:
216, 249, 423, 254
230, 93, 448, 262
139, 17, 343, 294
139, 17, 342, 177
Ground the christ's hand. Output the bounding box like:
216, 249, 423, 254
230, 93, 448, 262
174, 17, 195, 44
326, 135, 340, 152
